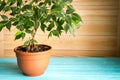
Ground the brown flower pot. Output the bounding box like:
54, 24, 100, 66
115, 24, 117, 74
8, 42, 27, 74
14, 44, 52, 76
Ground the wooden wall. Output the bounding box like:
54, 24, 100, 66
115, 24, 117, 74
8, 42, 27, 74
117, 0, 120, 57
0, 0, 119, 57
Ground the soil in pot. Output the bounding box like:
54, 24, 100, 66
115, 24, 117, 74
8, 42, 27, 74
17, 44, 51, 52
14, 44, 52, 76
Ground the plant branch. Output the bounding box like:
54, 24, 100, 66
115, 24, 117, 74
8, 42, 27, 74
29, 27, 37, 51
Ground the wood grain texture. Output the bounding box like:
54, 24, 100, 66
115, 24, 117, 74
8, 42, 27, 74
0, 58, 120, 80
0, 31, 4, 58
4, 49, 116, 57
0, 0, 119, 57
4, 20, 117, 36
117, 0, 120, 57
4, 36, 117, 50
73, 0, 118, 6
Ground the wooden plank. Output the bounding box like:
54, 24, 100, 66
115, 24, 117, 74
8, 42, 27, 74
4, 36, 117, 50
3, 20, 117, 36
0, 31, 4, 58
73, 0, 118, 6
77, 20, 117, 36
73, 5, 118, 10
4, 49, 116, 57
117, 0, 120, 57
52, 50, 116, 57
72, 0, 118, 21
79, 10, 118, 21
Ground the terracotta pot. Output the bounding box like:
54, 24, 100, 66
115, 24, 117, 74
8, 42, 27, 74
14, 44, 52, 76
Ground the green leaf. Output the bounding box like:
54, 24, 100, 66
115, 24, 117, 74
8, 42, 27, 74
16, 25, 24, 31
76, 23, 82, 29
0, 15, 8, 21
26, 20, 34, 27
0, 21, 8, 24
25, 29, 32, 34
23, 12, 32, 17
56, 29, 62, 36
15, 31, 23, 40
45, 0, 52, 5
17, 0, 22, 6
6, 21, 11, 30
51, 5, 63, 12
55, 12, 63, 18
22, 32, 25, 39
66, 5, 75, 14
34, 21, 39, 30
41, 24, 47, 32
0, 1, 6, 11
57, 25, 63, 30
52, 30, 60, 37
46, 15, 51, 22
33, 39, 38, 43
65, 15, 72, 25
69, 0, 73, 3
10, 7, 18, 15
47, 22, 54, 31
22, 5, 32, 11
60, 20, 64, 25
0, 23, 5, 31
48, 32, 53, 38
52, 15, 56, 21
52, 0, 57, 3
72, 13, 82, 25
7, 0, 16, 5
57, 18, 64, 26
64, 0, 73, 3
9, 17, 18, 22
3, 6, 11, 12
39, 2, 44, 6
24, 40, 30, 45
41, 6, 47, 13
33, 0, 40, 3
33, 7, 41, 19
64, 24, 69, 33
40, 17, 45, 23
69, 25, 75, 36
13, 21, 19, 26
15, 31, 25, 40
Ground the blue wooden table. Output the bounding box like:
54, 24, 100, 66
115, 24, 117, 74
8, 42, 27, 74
0, 58, 120, 80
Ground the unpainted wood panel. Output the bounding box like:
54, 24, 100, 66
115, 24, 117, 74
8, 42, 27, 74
52, 50, 116, 57
4, 49, 116, 57
73, 0, 118, 21
117, 0, 120, 56
4, 35, 117, 50
79, 10, 118, 21
0, 30, 4, 57
0, 0, 119, 57
3, 20, 117, 36
73, 0, 118, 6
74, 5, 118, 10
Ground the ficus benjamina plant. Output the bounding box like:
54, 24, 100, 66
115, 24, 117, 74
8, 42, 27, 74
0, 0, 82, 52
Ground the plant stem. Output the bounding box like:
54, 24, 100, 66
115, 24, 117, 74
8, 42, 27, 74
30, 28, 37, 51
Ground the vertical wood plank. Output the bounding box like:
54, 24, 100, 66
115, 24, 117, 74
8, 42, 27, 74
117, 0, 120, 57
0, 31, 4, 57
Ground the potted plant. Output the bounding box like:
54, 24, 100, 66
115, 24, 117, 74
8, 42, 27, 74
0, 0, 82, 76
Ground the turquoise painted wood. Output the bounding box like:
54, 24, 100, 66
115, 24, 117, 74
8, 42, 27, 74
0, 58, 120, 80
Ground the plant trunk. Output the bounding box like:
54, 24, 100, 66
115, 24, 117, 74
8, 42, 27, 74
28, 28, 37, 52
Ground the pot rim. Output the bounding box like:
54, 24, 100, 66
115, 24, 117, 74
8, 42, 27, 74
14, 44, 52, 55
